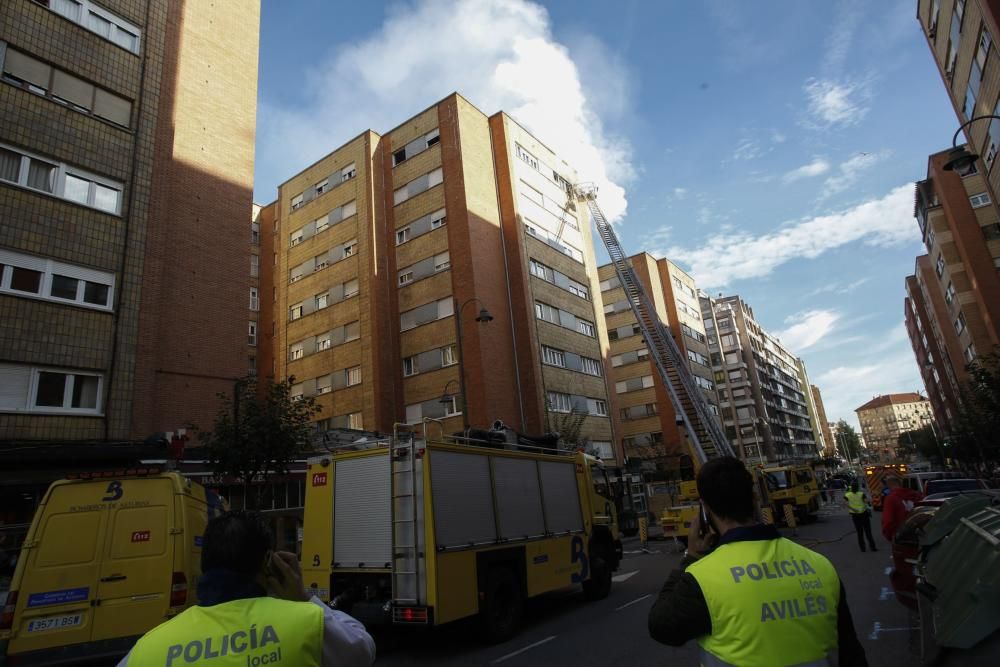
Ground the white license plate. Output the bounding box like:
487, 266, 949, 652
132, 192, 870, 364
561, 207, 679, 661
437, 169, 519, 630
26, 613, 82, 633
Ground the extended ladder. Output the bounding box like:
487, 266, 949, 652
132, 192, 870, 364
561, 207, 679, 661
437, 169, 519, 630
389, 427, 420, 604
577, 186, 734, 465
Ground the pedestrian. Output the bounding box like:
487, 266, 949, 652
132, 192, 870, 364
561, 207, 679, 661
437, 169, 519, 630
648, 457, 868, 667
881, 477, 923, 543
819, 479, 828, 504
117, 511, 375, 666
844, 482, 877, 552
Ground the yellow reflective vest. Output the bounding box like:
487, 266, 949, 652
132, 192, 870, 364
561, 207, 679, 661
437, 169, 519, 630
686, 537, 840, 667
844, 490, 868, 514
127, 596, 323, 667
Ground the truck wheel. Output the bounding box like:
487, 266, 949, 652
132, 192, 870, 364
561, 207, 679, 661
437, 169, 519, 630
479, 567, 522, 644
582, 546, 612, 601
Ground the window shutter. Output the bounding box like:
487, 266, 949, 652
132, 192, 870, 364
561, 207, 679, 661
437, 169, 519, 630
4, 50, 51, 90
51, 69, 95, 109
93, 88, 131, 126
0, 364, 31, 410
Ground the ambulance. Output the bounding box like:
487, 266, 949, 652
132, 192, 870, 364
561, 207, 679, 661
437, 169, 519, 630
301, 428, 622, 642
0, 470, 224, 666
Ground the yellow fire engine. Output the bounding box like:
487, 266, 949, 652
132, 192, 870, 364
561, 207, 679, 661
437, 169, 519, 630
300, 425, 622, 642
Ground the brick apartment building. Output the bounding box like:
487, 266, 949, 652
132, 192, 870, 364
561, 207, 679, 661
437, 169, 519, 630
855, 393, 935, 462
0, 0, 259, 510
259, 93, 619, 461
596, 254, 718, 486
810, 385, 837, 457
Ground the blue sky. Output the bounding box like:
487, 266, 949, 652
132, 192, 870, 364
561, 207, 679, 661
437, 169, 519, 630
255, 0, 959, 428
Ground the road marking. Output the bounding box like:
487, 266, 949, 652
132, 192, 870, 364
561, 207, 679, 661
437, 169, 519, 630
614, 593, 651, 611
869, 622, 919, 640
491, 636, 557, 664
879, 587, 895, 601
884, 566, 892, 575
612, 570, 639, 583
624, 549, 661, 555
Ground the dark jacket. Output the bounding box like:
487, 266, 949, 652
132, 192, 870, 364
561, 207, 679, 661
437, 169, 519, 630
647, 524, 868, 666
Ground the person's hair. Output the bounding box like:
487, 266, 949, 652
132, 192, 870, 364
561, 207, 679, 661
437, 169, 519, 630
850, 481, 859, 492
201, 511, 273, 577
697, 456, 755, 523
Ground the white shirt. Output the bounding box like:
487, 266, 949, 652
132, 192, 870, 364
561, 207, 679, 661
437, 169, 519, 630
117, 596, 376, 666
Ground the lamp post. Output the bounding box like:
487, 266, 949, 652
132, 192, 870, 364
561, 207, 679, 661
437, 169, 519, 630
453, 297, 494, 434
438, 378, 461, 429
941, 114, 1000, 172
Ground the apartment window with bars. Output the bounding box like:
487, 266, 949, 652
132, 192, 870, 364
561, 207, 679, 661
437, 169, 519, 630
248, 322, 257, 346
577, 319, 595, 337
250, 288, 259, 311
547, 391, 572, 413
346, 366, 362, 387
945, 281, 956, 305
936, 254, 946, 277
580, 357, 602, 376
542, 346, 566, 367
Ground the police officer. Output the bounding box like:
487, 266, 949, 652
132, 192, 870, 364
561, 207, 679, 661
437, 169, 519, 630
844, 481, 877, 552
118, 511, 375, 666
648, 457, 867, 666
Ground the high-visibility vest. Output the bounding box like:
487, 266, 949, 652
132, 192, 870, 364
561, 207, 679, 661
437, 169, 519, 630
686, 537, 840, 667
844, 491, 867, 514
127, 596, 323, 667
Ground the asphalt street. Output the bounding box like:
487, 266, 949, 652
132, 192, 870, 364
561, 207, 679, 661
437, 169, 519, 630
375, 501, 917, 665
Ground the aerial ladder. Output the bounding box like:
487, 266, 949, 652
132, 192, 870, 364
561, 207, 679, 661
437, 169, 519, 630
576, 184, 734, 466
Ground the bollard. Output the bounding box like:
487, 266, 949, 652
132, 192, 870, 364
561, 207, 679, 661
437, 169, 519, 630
783, 503, 798, 536
639, 516, 648, 551
761, 506, 774, 525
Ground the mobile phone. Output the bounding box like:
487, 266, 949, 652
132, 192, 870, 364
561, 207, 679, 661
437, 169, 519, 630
699, 502, 710, 537
264, 550, 285, 583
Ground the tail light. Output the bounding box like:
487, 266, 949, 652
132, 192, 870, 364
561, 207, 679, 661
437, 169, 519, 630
170, 573, 187, 607
393, 606, 429, 624
1, 590, 18, 630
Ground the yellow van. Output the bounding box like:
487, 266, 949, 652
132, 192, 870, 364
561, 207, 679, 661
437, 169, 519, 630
0, 470, 224, 666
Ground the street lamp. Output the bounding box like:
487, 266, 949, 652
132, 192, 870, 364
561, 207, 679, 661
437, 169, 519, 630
942, 114, 1000, 171
453, 297, 494, 434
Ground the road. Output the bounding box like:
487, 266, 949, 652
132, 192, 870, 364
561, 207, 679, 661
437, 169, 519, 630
376, 502, 917, 665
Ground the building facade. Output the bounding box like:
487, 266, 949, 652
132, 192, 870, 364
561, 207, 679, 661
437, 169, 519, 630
0, 1, 258, 448
796, 360, 826, 458
266, 94, 619, 459
855, 393, 935, 462
704, 295, 817, 462
597, 254, 720, 495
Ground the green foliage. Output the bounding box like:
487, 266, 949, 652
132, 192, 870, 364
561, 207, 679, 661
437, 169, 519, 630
195, 376, 320, 507
896, 426, 940, 462
544, 398, 590, 451
956, 350, 1000, 462
833, 420, 862, 462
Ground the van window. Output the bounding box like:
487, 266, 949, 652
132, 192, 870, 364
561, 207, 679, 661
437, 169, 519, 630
36, 511, 102, 567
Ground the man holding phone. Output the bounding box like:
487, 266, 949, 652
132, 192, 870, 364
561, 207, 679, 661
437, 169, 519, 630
118, 511, 375, 666
648, 457, 867, 666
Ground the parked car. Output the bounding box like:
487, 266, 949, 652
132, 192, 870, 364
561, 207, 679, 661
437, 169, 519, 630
918, 488, 1000, 508
923, 478, 988, 495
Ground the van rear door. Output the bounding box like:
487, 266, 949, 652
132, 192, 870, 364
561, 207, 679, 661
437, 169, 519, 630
8, 481, 109, 654
89, 476, 175, 642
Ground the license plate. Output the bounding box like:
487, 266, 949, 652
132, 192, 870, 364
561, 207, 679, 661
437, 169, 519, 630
27, 613, 82, 633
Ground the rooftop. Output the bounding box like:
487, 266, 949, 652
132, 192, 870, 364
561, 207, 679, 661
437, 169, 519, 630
855, 393, 927, 413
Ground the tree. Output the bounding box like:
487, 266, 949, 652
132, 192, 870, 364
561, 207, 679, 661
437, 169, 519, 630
833, 420, 862, 462
896, 426, 940, 463
195, 376, 321, 508
544, 399, 590, 452
956, 349, 1000, 463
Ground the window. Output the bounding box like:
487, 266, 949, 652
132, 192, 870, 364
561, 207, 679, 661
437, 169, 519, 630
315, 293, 328, 310
535, 301, 558, 323
576, 319, 595, 337
955, 311, 967, 334
542, 346, 566, 367
591, 441, 614, 460
945, 281, 956, 305
290, 344, 304, 361
248, 254, 260, 279
21, 368, 101, 413
250, 288, 259, 311
394, 168, 444, 205
442, 396, 461, 417
947, 0, 966, 76
251, 222, 260, 245
927, 226, 936, 250
982, 222, 1000, 240
0, 249, 114, 310
343, 279, 359, 298
441, 345, 458, 366
32, 0, 142, 53
430, 212, 447, 230
291, 193, 304, 210
317, 334, 332, 351
547, 391, 572, 413
516, 144, 539, 170
580, 357, 602, 376
0, 142, 122, 213
346, 366, 362, 387
434, 251, 451, 271
341, 164, 357, 182
530, 258, 549, 280
567, 281, 589, 300
342, 242, 357, 258
965, 343, 977, 363
398, 271, 414, 286
290, 303, 303, 320
403, 356, 418, 377
590, 399, 608, 417
392, 128, 441, 166
248, 322, 257, 346
396, 228, 410, 245
970, 192, 991, 208
964, 27, 991, 118
400, 297, 453, 331
314, 178, 329, 196
2, 47, 133, 126
290, 229, 304, 246
600, 276, 620, 292
936, 254, 946, 277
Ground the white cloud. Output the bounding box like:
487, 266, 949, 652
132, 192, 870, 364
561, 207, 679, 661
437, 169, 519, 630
816, 348, 923, 425
256, 0, 633, 221
806, 277, 871, 297
776, 310, 840, 351
672, 187, 688, 200
771, 130, 787, 144
783, 158, 831, 183
803, 77, 872, 128
666, 183, 919, 288
822, 150, 891, 198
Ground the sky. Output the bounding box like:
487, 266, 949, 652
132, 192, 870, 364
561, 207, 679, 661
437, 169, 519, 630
254, 0, 959, 430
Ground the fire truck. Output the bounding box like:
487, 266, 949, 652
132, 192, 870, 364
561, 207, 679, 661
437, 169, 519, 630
299, 426, 622, 642
865, 463, 908, 511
